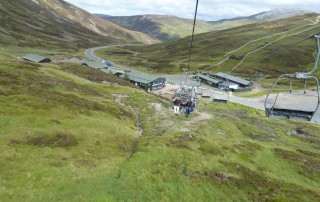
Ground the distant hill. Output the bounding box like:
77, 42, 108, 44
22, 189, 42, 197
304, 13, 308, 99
208, 9, 315, 29
213, 8, 315, 24
96, 9, 315, 42
95, 13, 320, 76
248, 8, 314, 22
0, 0, 157, 50
96, 14, 217, 41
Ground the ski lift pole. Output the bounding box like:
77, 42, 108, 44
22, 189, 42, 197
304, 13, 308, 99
306, 35, 320, 75
186, 70, 188, 83
296, 35, 320, 78
187, 0, 199, 72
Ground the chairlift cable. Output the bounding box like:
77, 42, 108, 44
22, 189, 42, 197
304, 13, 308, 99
252, 32, 320, 65
229, 28, 320, 73
187, 0, 199, 71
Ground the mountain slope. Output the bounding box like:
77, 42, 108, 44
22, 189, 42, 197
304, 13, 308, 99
96, 14, 217, 41
95, 13, 320, 76
1, 54, 320, 201
97, 9, 314, 42
214, 8, 314, 23
0, 0, 156, 50
249, 8, 314, 22
208, 9, 315, 32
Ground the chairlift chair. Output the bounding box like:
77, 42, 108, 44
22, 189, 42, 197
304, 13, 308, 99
179, 82, 198, 101
265, 35, 320, 121
172, 83, 198, 113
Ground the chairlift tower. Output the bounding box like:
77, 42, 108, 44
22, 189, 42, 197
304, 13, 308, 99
183, 68, 188, 83
174, 0, 199, 106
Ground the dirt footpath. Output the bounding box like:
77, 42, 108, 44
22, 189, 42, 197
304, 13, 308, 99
152, 83, 180, 99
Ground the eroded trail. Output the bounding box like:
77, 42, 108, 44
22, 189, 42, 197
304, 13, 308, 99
148, 100, 214, 133
185, 111, 213, 126
112, 94, 143, 136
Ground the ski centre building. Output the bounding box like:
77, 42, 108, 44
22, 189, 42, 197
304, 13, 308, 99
119, 70, 166, 91
84, 61, 110, 70
82, 59, 166, 91
197, 74, 222, 88
22, 54, 52, 63
105, 69, 166, 91
195, 72, 253, 91
215, 72, 252, 88
214, 72, 253, 91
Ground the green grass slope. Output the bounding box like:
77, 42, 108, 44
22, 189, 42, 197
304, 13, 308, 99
95, 14, 320, 76
1, 54, 320, 201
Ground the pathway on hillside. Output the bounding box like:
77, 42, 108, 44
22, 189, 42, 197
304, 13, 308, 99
229, 24, 320, 73
112, 94, 143, 136
203, 15, 320, 72
0, 51, 18, 59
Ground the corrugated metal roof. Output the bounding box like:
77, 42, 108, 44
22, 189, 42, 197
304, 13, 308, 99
219, 82, 238, 87
198, 75, 221, 84
128, 70, 159, 80
125, 76, 151, 84
215, 72, 251, 86
23, 54, 48, 62
120, 73, 151, 84
85, 61, 108, 69
119, 70, 166, 84
120, 70, 162, 84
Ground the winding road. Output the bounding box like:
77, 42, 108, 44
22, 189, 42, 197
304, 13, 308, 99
85, 47, 105, 62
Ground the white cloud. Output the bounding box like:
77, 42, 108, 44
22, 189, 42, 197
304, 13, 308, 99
64, 0, 320, 20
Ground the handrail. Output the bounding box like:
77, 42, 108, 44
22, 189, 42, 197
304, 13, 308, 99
264, 74, 292, 110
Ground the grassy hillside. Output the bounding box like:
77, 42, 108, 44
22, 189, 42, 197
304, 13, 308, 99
0, 0, 156, 51
95, 14, 320, 77
96, 10, 313, 42
97, 14, 251, 42
1, 53, 320, 201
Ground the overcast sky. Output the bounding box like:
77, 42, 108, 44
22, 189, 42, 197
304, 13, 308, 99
64, 0, 320, 21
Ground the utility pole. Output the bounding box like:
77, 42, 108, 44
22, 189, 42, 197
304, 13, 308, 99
180, 69, 184, 86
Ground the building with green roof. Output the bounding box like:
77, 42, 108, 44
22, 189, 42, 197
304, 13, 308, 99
120, 70, 166, 91
197, 74, 222, 87
22, 54, 51, 63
